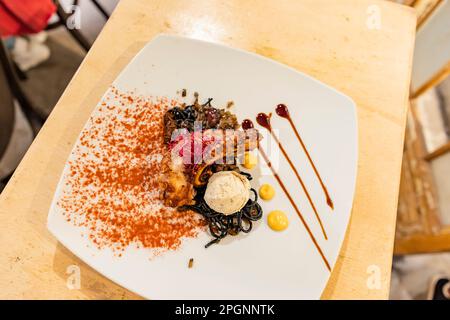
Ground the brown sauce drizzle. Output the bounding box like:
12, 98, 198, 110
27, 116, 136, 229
242, 119, 331, 271
276, 104, 334, 210
256, 113, 327, 240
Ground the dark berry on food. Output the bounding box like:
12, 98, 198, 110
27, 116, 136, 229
170, 107, 185, 120
183, 105, 197, 120
205, 108, 220, 127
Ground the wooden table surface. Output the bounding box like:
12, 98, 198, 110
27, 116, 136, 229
0, 0, 416, 299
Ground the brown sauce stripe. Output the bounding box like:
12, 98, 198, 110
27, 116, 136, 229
276, 104, 334, 210
242, 119, 330, 271
258, 146, 331, 272
256, 113, 328, 240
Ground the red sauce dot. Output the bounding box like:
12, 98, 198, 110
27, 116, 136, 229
275, 104, 290, 118
241, 119, 254, 130
256, 112, 272, 131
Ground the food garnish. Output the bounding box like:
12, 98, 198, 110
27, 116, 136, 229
259, 184, 275, 201
59, 88, 205, 253
267, 210, 289, 231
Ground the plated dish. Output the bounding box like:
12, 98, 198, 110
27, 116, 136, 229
47, 35, 357, 299
162, 94, 264, 248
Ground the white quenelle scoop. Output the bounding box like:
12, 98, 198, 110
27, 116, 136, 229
204, 171, 251, 215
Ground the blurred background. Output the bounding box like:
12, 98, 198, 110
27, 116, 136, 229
0, 0, 449, 300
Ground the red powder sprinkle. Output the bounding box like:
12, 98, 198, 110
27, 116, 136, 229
58, 87, 205, 254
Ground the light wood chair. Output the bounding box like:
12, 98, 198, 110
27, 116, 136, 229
394, 0, 450, 254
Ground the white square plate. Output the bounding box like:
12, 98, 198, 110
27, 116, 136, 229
47, 34, 357, 299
